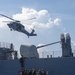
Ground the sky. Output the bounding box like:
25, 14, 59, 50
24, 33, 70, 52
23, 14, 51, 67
0, 0, 75, 58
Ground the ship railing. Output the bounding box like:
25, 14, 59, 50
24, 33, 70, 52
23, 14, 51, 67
40, 50, 75, 58
0, 42, 14, 50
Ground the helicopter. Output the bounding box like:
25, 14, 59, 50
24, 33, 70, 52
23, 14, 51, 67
0, 14, 37, 38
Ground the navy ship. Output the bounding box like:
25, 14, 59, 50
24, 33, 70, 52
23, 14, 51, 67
0, 33, 75, 75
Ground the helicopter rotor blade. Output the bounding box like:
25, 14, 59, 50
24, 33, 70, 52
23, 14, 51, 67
2, 21, 13, 22
0, 14, 20, 22
26, 17, 36, 20
0, 14, 36, 23
21, 17, 36, 22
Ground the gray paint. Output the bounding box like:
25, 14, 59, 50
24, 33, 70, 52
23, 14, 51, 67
0, 57, 75, 75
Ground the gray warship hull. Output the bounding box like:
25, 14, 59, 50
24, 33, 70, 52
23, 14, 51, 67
0, 57, 75, 75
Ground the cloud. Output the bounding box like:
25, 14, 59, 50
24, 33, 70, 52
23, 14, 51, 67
13, 7, 61, 30
54, 18, 61, 25
71, 41, 75, 46
0, 7, 61, 31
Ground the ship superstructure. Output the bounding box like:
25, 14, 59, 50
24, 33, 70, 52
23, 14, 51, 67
0, 33, 75, 75
0, 42, 18, 60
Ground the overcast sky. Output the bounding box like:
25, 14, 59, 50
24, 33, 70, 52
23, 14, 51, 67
0, 0, 75, 57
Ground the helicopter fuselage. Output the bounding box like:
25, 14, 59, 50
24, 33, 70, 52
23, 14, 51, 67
7, 22, 24, 31
0, 14, 37, 37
